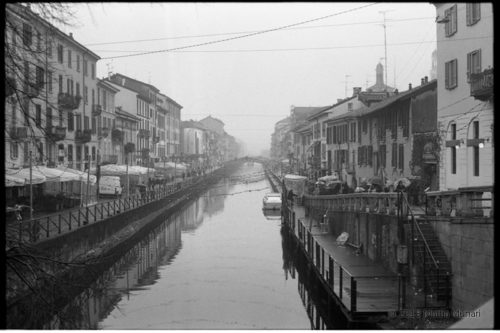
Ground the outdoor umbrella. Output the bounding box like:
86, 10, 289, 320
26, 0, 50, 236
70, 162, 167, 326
368, 177, 383, 186
5, 174, 26, 187
6, 168, 46, 185
395, 177, 412, 188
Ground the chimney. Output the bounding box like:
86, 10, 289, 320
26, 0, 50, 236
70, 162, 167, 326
408, 83, 412, 90
421, 78, 425, 85
69, 32, 73, 39
352, 87, 362, 96
425, 76, 429, 83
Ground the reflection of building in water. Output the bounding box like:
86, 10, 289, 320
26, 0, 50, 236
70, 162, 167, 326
203, 180, 231, 218
180, 196, 206, 231
46, 217, 182, 329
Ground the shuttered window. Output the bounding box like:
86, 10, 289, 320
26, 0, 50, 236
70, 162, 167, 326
467, 49, 481, 82
445, 59, 458, 90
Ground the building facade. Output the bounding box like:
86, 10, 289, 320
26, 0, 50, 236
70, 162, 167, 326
5, 3, 100, 171
434, 3, 494, 190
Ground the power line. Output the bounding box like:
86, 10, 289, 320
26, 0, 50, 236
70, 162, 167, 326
92, 36, 492, 55
99, 3, 379, 60
85, 16, 434, 47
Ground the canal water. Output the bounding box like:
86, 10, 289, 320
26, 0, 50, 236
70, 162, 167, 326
49, 163, 344, 329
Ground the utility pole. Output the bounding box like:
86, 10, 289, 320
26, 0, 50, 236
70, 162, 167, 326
379, 10, 393, 90
86, 154, 91, 206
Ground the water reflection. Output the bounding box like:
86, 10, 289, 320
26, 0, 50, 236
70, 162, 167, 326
45, 163, 329, 329
46, 182, 230, 329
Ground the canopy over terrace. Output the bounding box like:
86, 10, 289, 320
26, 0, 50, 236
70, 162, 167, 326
89, 164, 155, 176
5, 168, 46, 185
56, 166, 97, 184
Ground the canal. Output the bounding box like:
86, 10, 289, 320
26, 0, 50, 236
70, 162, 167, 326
48, 162, 347, 329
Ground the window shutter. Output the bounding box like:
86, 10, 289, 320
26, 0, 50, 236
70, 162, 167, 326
452, 59, 457, 87
466, 3, 471, 25
445, 62, 449, 88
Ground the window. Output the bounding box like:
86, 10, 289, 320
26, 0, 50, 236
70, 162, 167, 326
451, 123, 457, 140
35, 104, 42, 127
83, 60, 88, 76
10, 142, 18, 159
76, 55, 80, 72
57, 44, 63, 63
92, 146, 96, 161
348, 103, 353, 111
76, 114, 82, 131
445, 5, 457, 37
392, 142, 397, 167
67, 78, 70, 95
472, 121, 479, 176
35, 66, 44, 89
67, 50, 72, 68
37, 31, 41, 51
92, 89, 95, 106
466, 3, 481, 26
379, 144, 386, 168
67, 144, 73, 161
84, 86, 88, 104
445, 59, 458, 90
91, 117, 96, 134
68, 112, 74, 131
59, 75, 63, 93
467, 49, 481, 82
46, 107, 52, 129
451, 147, 457, 174
76, 145, 82, 162
22, 23, 32, 46
59, 109, 63, 126
47, 71, 53, 93
76, 82, 80, 96
398, 144, 404, 170
47, 40, 52, 58
91, 63, 95, 79
84, 116, 89, 130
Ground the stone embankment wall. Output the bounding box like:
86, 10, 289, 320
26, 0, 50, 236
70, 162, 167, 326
430, 219, 494, 312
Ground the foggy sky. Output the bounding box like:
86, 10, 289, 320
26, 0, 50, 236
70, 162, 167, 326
66, 3, 437, 155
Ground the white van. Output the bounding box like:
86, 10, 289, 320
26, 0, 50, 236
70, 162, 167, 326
99, 176, 122, 197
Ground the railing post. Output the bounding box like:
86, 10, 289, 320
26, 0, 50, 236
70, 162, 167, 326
350, 277, 357, 312
446, 272, 450, 309
339, 267, 343, 299
329, 256, 333, 288
46, 218, 50, 238
58, 214, 62, 234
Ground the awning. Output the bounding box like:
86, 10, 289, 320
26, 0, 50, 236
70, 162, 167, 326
34, 165, 82, 182
5, 174, 26, 187
56, 166, 97, 184
6, 168, 46, 185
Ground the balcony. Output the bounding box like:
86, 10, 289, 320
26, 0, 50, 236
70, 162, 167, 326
58, 93, 82, 110
138, 129, 150, 138
101, 154, 118, 165
470, 68, 493, 101
92, 104, 103, 117
46, 126, 66, 142
99, 127, 110, 138
111, 128, 123, 142
75, 129, 92, 143
9, 126, 28, 141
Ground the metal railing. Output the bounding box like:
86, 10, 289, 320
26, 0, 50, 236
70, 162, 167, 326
12, 176, 202, 244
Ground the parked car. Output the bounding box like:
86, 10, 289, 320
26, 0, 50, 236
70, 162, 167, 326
263, 192, 282, 210
99, 176, 122, 197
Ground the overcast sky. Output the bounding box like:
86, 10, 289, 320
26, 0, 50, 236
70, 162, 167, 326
64, 2, 437, 155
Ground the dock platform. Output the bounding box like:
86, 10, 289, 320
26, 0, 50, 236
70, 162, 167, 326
285, 203, 401, 322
